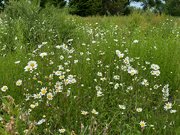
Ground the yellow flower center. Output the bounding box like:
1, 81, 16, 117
120, 106, 123, 108
37, 95, 40, 97
141, 123, 145, 126
57, 89, 60, 92
30, 105, 35, 108
30, 63, 35, 67
17, 82, 21, 85
65, 80, 69, 83
27, 67, 30, 70
93, 111, 96, 114
42, 90, 46, 94
48, 95, 52, 99
166, 104, 170, 108
56, 84, 59, 87
3, 87, 7, 90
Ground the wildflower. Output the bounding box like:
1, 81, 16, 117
56, 88, 62, 93
68, 39, 73, 42
24, 65, 32, 71
24, 129, 28, 133
162, 88, 169, 93
67, 90, 70, 96
55, 82, 61, 88
49, 74, 53, 80
74, 60, 78, 63
136, 108, 142, 112
59, 128, 66, 133
164, 102, 172, 110
37, 119, 46, 125
68, 75, 73, 79
119, 105, 126, 109
133, 40, 138, 43
92, 109, 98, 114
59, 75, 65, 80
35, 102, 38, 106
92, 41, 96, 43
116, 50, 121, 55
114, 83, 119, 89
58, 65, 64, 70
41, 87, 47, 95
42, 42, 47, 45
60, 55, 64, 60
47, 93, 53, 100
163, 93, 169, 98
154, 70, 160, 76
81, 111, 88, 115
100, 77, 106, 81
118, 53, 124, 58
139, 121, 146, 127
14, 61, 20, 64
28, 61, 37, 69
128, 69, 137, 76
97, 91, 103, 97
141, 79, 149, 86
71, 78, 77, 83
153, 84, 159, 89
80, 52, 84, 55
16, 80, 22, 86
30, 104, 35, 109
40, 52, 47, 58
113, 75, 120, 80
38, 81, 42, 84
55, 71, 61, 76
127, 86, 133, 90
86, 58, 90, 61
170, 110, 177, 113
1, 86, 8, 92
151, 64, 160, 70
64, 79, 70, 85
97, 72, 102, 76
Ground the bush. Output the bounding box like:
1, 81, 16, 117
0, 0, 76, 53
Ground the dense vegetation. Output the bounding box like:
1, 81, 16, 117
0, 0, 179, 134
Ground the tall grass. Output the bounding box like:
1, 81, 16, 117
0, 2, 180, 134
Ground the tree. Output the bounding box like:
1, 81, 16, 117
68, 0, 130, 16
40, 0, 66, 8
164, 0, 180, 16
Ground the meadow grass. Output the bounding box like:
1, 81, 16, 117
0, 3, 180, 135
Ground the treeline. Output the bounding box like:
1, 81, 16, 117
0, 0, 179, 16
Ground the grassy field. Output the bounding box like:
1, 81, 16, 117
0, 2, 180, 135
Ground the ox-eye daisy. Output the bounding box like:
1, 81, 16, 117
139, 121, 146, 127
92, 109, 98, 114
47, 93, 53, 100
164, 102, 172, 110
136, 108, 142, 112
40, 52, 47, 58
1, 86, 8, 92
41, 87, 47, 95
28, 61, 37, 69
119, 105, 126, 109
16, 80, 22, 86
81, 111, 88, 115
59, 128, 65, 133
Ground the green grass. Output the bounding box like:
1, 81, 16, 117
0, 2, 180, 135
